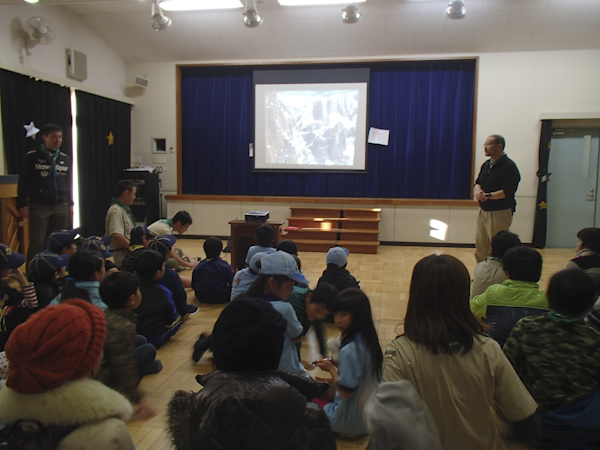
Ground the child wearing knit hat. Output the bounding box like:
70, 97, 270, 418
0, 300, 135, 449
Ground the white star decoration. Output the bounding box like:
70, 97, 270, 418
23, 121, 40, 139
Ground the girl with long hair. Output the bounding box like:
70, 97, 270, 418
316, 288, 382, 437
382, 254, 541, 449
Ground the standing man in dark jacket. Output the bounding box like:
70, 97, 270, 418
474, 134, 521, 263
17, 124, 72, 265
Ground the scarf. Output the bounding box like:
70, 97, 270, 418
547, 310, 585, 323
110, 198, 137, 228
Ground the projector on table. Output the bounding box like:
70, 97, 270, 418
245, 211, 270, 222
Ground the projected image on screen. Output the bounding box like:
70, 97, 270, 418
255, 83, 368, 171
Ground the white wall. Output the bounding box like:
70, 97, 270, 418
0, 5, 126, 95
126, 49, 600, 243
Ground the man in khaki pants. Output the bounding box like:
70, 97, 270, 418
474, 135, 521, 263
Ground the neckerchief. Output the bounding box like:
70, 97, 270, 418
111, 198, 137, 228
548, 310, 585, 323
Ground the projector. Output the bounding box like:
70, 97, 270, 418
245, 211, 270, 222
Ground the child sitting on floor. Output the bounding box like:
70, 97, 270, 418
134, 250, 182, 348
120, 225, 153, 273
192, 237, 234, 304
148, 235, 198, 318
0, 244, 38, 352
245, 223, 276, 266
230, 251, 268, 301
471, 230, 521, 298
0, 300, 135, 449
317, 247, 359, 293
287, 282, 337, 370
504, 268, 600, 448
470, 245, 549, 318
315, 288, 382, 437
52, 249, 107, 310
44, 228, 80, 255
97, 271, 160, 417
567, 227, 600, 276
28, 251, 69, 308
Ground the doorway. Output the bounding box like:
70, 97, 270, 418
546, 127, 600, 248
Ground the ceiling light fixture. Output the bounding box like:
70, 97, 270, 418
160, 0, 243, 11
243, 0, 262, 28
341, 4, 360, 23
23, 0, 39, 3
151, 1, 172, 30
278, 0, 364, 6
445, 0, 466, 19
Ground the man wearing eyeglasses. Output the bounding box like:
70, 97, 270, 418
474, 135, 521, 263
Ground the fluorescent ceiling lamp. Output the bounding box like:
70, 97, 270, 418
160, 0, 243, 10
24, 0, 39, 3
278, 0, 364, 6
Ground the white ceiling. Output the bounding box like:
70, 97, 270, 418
3, 0, 600, 62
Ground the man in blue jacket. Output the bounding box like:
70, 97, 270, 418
17, 124, 72, 265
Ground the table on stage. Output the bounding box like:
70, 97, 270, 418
228, 220, 285, 271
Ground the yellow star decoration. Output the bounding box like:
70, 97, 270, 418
539, 201, 547, 210
106, 132, 114, 146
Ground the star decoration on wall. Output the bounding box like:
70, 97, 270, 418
539, 201, 547, 209
106, 132, 114, 146
23, 121, 39, 139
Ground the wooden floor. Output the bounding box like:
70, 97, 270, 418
127, 240, 575, 450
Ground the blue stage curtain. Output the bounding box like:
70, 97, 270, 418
181, 60, 475, 199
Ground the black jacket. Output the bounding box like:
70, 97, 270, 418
317, 266, 359, 293
17, 146, 72, 209
168, 370, 337, 450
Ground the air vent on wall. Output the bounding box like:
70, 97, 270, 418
135, 77, 149, 88
66, 48, 87, 81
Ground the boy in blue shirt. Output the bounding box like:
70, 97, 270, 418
193, 237, 234, 304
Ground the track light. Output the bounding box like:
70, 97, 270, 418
151, 1, 172, 31
341, 4, 360, 23
243, 0, 262, 27
445, 0, 466, 19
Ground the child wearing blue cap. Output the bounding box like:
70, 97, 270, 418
79, 235, 119, 275
317, 247, 359, 293
245, 251, 309, 377
44, 228, 81, 255
28, 251, 70, 307
230, 251, 269, 301
0, 244, 38, 351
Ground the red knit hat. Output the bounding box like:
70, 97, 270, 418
5, 299, 106, 394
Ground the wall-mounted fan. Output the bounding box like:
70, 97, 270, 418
25, 16, 56, 46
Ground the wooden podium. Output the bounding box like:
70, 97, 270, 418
0, 176, 29, 266
229, 220, 285, 271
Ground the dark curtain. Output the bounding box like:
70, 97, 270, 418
180, 60, 476, 199
76, 91, 131, 236
0, 69, 72, 174
532, 120, 553, 248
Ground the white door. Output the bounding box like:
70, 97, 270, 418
546, 128, 600, 248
